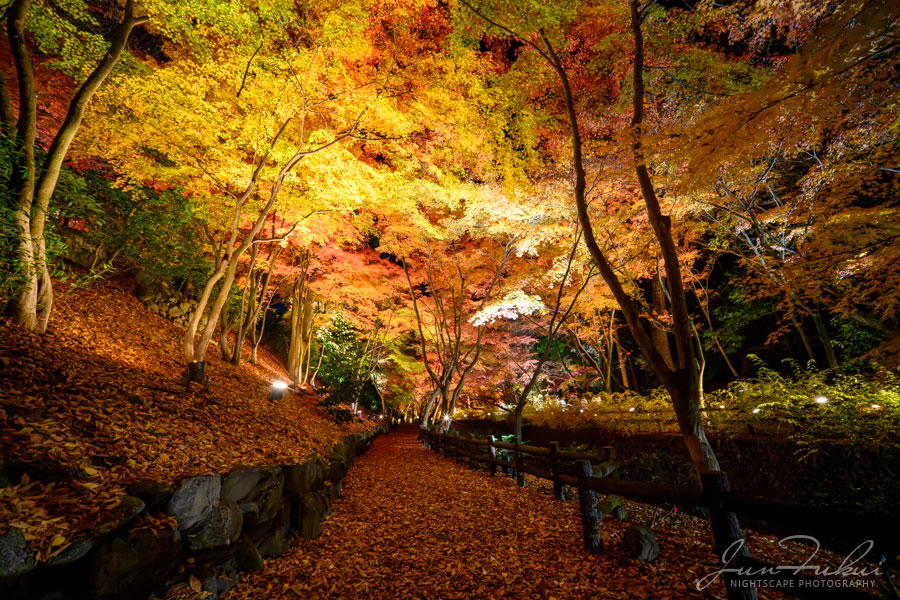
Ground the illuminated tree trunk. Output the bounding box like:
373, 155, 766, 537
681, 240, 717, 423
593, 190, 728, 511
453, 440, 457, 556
615, 328, 630, 391
650, 272, 675, 371
419, 388, 439, 427
229, 241, 282, 366
287, 270, 315, 388
3, 0, 147, 333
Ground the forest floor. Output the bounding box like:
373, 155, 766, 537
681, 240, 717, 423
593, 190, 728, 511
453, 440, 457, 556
216, 427, 881, 600
0, 275, 371, 561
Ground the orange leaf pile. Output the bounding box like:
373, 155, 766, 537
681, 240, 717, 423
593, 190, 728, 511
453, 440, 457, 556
220, 428, 876, 600
0, 275, 372, 560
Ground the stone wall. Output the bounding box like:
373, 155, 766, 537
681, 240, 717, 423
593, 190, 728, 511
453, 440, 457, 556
0, 428, 382, 600
59, 227, 108, 270
143, 294, 206, 331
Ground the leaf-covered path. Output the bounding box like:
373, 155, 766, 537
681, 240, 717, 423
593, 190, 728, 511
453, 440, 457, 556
224, 426, 731, 600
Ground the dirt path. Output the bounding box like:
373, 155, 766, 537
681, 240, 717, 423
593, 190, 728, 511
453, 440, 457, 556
223, 426, 733, 599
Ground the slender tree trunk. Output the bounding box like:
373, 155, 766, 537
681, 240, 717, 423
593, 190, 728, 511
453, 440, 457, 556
790, 313, 816, 363
614, 327, 630, 391
218, 302, 231, 360
287, 271, 315, 387
651, 273, 675, 371
7, 0, 147, 333
812, 310, 839, 369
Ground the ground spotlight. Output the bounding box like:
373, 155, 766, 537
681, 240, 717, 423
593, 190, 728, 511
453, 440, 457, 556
268, 380, 288, 401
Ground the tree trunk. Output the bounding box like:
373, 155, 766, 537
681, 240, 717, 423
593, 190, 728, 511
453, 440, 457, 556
812, 310, 839, 369
218, 302, 231, 360
8, 0, 147, 333
651, 273, 675, 371
419, 388, 438, 427
790, 313, 816, 363
287, 273, 315, 387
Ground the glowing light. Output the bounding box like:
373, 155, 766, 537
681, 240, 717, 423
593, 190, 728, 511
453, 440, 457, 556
871, 404, 882, 410
267, 380, 288, 401
442, 415, 451, 421
752, 408, 761, 414
579, 409, 584, 413
628, 407, 635, 412
719, 405, 726, 409
814, 396, 828, 404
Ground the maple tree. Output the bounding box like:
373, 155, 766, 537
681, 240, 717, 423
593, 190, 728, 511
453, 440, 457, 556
2, 0, 146, 333
2, 1, 900, 596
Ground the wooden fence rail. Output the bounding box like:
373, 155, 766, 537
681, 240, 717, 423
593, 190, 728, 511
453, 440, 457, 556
419, 429, 899, 600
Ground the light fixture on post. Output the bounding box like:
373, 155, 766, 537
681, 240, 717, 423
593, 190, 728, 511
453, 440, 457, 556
268, 380, 288, 401
184, 361, 209, 391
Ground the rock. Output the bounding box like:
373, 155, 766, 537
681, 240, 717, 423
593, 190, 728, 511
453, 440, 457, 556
612, 505, 627, 520
596, 495, 624, 521
327, 460, 348, 484
98, 496, 146, 536
258, 500, 291, 558
126, 480, 173, 511
283, 459, 325, 499
0, 529, 35, 600
46, 496, 145, 568
297, 492, 327, 539
624, 524, 659, 562
186, 499, 243, 551
320, 490, 332, 517
167, 306, 181, 319
179, 301, 193, 314
200, 573, 219, 600
332, 436, 357, 468
85, 524, 182, 600
235, 538, 264, 572
250, 470, 284, 524
217, 575, 237, 595
238, 501, 260, 521
167, 475, 221, 531
222, 468, 262, 503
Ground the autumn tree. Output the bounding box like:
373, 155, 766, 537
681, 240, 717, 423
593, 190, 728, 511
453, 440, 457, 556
401, 232, 520, 431
2, 0, 146, 333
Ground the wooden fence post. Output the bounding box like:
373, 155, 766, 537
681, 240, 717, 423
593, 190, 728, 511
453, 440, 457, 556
514, 440, 525, 487
700, 471, 757, 600
575, 460, 602, 553
488, 435, 497, 477
549, 442, 564, 500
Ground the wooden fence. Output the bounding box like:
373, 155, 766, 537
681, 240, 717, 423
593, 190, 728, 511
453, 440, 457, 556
419, 429, 899, 600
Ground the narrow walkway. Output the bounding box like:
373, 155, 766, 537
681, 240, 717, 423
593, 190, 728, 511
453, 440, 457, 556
224, 427, 722, 599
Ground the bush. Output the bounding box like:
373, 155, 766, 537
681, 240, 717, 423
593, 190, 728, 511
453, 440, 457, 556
316, 313, 381, 412
521, 356, 900, 446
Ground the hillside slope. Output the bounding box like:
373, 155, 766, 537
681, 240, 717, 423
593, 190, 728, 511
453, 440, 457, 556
0, 274, 369, 561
